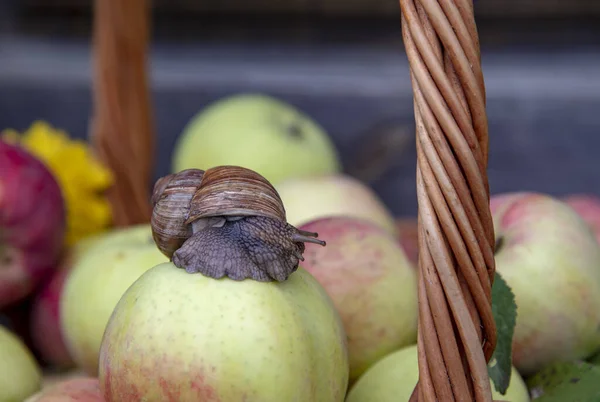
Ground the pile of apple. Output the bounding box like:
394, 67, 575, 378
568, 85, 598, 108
3, 93, 600, 401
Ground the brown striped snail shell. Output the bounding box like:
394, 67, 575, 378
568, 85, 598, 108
186, 165, 287, 232
150, 165, 325, 282
150, 168, 204, 259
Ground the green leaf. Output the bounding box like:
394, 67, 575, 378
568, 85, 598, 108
526, 361, 600, 401
487, 271, 517, 395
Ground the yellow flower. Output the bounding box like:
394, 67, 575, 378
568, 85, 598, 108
2, 121, 115, 246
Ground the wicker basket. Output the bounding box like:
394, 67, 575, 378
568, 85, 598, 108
89, 0, 498, 400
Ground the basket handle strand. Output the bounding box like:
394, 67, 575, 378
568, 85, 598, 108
89, 0, 155, 227
398, 0, 498, 401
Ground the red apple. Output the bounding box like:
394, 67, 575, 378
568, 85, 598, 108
395, 217, 418, 267
490, 192, 600, 376
25, 378, 104, 402
0, 139, 66, 308
563, 194, 600, 243
298, 216, 418, 382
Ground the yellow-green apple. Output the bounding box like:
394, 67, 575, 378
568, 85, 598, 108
395, 217, 419, 267
0, 139, 66, 308
298, 216, 417, 381
60, 224, 168, 375
171, 93, 341, 185
25, 378, 103, 402
563, 194, 600, 243
345, 344, 530, 402
0, 325, 42, 401
491, 192, 600, 376
98, 264, 349, 402
275, 174, 397, 236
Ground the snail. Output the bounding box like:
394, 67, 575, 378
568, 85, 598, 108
150, 165, 326, 282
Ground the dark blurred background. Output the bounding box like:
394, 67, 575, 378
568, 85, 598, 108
1, 0, 599, 216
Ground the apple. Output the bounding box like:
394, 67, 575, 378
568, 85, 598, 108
30, 266, 74, 368
60, 224, 168, 375
275, 174, 397, 236
0, 325, 43, 401
1, 295, 38, 355
40, 369, 89, 390
395, 217, 419, 267
25, 378, 103, 402
491, 192, 600, 376
563, 194, 600, 243
0, 139, 66, 308
98, 263, 349, 401
346, 343, 530, 402
29, 234, 109, 369
298, 216, 417, 381
171, 93, 341, 185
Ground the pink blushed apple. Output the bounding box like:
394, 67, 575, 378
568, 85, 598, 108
298, 216, 418, 381
25, 377, 104, 402
98, 264, 349, 402
274, 174, 397, 236
491, 191, 600, 376
395, 217, 418, 267
40, 369, 88, 390
563, 194, 600, 243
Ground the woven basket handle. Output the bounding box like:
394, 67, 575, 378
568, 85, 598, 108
398, 0, 498, 401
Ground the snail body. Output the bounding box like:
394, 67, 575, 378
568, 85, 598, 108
150, 165, 325, 282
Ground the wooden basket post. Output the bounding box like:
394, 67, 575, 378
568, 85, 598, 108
398, 0, 498, 401
89, 0, 155, 227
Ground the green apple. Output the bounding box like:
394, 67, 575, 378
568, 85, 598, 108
346, 344, 530, 402
60, 224, 168, 375
0, 325, 42, 402
491, 192, 600, 376
275, 174, 397, 236
171, 93, 341, 185
298, 216, 417, 382
99, 263, 349, 402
